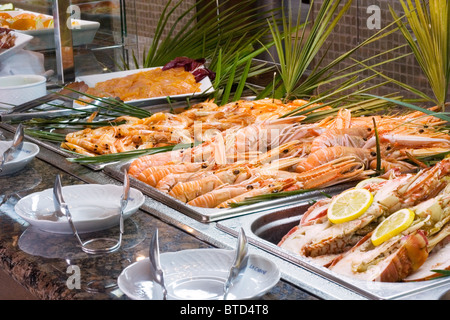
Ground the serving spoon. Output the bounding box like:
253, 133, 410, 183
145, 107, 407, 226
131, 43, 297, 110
149, 228, 168, 300
223, 228, 249, 299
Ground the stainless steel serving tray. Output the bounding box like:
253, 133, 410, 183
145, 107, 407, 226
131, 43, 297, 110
216, 200, 450, 300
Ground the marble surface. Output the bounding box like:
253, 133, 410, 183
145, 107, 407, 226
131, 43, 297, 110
0, 129, 318, 300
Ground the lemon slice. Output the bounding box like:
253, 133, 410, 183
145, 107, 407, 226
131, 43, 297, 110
371, 208, 415, 246
327, 188, 374, 224
355, 177, 386, 189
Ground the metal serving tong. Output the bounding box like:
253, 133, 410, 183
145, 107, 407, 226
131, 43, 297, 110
223, 228, 249, 299
53, 171, 130, 254
149, 228, 168, 300
0, 123, 24, 172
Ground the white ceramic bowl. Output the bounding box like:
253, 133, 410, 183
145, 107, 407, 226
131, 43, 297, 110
0, 74, 46, 109
14, 184, 145, 234
118, 248, 281, 300
0, 141, 39, 176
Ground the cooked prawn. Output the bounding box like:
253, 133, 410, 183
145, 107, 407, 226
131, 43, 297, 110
128, 149, 186, 177
168, 166, 252, 203
295, 146, 375, 172
156, 170, 214, 193
310, 127, 371, 153
215, 179, 295, 208
136, 162, 206, 186
187, 185, 251, 208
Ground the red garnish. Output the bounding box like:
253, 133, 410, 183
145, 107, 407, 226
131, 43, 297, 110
163, 56, 215, 82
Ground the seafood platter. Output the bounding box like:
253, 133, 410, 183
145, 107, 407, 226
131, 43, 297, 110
0, 0, 449, 302
57, 92, 450, 299
3, 49, 450, 299
16, 79, 450, 299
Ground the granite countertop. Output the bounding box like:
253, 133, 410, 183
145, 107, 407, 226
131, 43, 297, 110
0, 127, 318, 300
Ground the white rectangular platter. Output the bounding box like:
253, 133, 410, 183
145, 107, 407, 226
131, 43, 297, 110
76, 67, 214, 107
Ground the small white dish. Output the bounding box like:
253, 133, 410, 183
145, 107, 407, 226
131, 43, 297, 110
14, 184, 145, 234
0, 31, 33, 62
75, 66, 214, 106
0, 141, 39, 176
118, 248, 280, 300
0, 74, 46, 109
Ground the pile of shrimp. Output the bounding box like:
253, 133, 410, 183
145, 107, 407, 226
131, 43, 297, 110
61, 98, 321, 156
128, 104, 450, 209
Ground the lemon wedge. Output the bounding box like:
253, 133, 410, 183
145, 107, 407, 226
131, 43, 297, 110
371, 208, 415, 246
327, 188, 374, 224
355, 177, 386, 189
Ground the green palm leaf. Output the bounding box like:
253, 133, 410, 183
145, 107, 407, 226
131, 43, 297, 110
259, 0, 403, 105
390, 0, 450, 110
66, 143, 193, 164
132, 0, 277, 99
361, 93, 450, 122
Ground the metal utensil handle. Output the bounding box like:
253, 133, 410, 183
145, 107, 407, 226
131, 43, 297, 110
149, 229, 168, 299
223, 228, 249, 299
62, 202, 85, 248
1, 81, 88, 120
